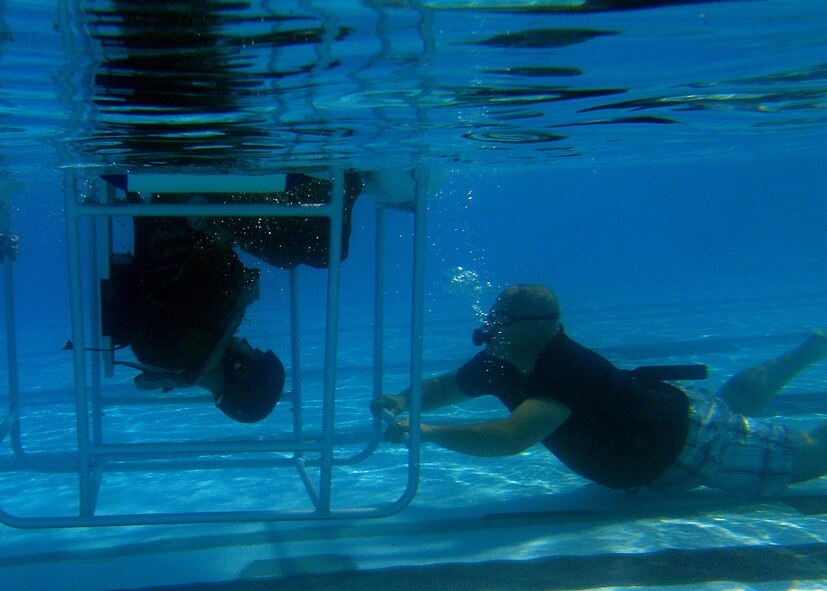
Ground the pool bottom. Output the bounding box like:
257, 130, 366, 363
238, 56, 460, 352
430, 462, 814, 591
2, 485, 827, 591
120, 544, 827, 591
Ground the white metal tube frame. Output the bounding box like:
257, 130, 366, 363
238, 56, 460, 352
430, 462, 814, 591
0, 169, 426, 527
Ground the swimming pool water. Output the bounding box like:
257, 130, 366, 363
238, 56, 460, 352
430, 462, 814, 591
1, 272, 827, 590
0, 0, 826, 589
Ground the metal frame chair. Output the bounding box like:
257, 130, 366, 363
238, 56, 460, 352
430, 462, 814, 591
0, 168, 428, 527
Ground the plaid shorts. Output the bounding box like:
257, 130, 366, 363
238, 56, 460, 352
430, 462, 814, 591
648, 387, 800, 498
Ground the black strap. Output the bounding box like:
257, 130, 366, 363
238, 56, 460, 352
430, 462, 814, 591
625, 364, 708, 382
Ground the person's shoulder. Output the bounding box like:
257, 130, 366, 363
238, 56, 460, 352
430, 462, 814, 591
457, 351, 521, 398
555, 331, 612, 361
459, 350, 506, 372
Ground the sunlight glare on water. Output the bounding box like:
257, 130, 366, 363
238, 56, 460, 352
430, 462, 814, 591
0, 0, 824, 175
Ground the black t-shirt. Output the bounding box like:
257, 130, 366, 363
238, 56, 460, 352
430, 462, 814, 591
456, 330, 689, 489
128, 218, 255, 376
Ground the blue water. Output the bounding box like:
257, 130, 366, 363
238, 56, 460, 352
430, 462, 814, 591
1, 0, 827, 589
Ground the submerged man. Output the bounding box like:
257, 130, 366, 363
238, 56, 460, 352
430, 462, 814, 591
106, 172, 363, 423
377, 284, 827, 497
109, 215, 286, 423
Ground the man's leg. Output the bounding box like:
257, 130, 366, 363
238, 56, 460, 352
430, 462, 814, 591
717, 330, 827, 416
791, 423, 827, 484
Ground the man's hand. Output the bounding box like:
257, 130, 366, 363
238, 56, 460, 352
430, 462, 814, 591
370, 393, 408, 418
384, 418, 432, 444
383, 417, 410, 443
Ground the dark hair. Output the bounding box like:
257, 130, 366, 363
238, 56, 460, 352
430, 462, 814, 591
215, 347, 285, 423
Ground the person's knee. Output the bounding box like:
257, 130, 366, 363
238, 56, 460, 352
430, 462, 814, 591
716, 368, 769, 416
790, 424, 827, 483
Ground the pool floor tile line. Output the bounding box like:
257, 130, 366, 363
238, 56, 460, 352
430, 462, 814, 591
111, 542, 827, 591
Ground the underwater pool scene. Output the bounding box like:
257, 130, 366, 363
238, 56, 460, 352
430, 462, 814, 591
1, 0, 827, 589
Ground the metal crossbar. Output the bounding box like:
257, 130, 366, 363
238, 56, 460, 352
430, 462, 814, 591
0, 169, 427, 528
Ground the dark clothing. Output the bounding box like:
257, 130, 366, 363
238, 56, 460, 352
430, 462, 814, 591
196, 172, 362, 269
128, 218, 257, 379
456, 330, 690, 489
104, 173, 360, 388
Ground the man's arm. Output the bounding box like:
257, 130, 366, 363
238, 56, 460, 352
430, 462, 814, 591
376, 371, 469, 416
386, 397, 571, 457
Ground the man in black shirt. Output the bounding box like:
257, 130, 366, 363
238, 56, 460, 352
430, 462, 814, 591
377, 284, 827, 497
107, 172, 362, 423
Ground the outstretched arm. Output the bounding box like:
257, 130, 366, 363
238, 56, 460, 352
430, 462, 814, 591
375, 371, 469, 417
386, 397, 571, 457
